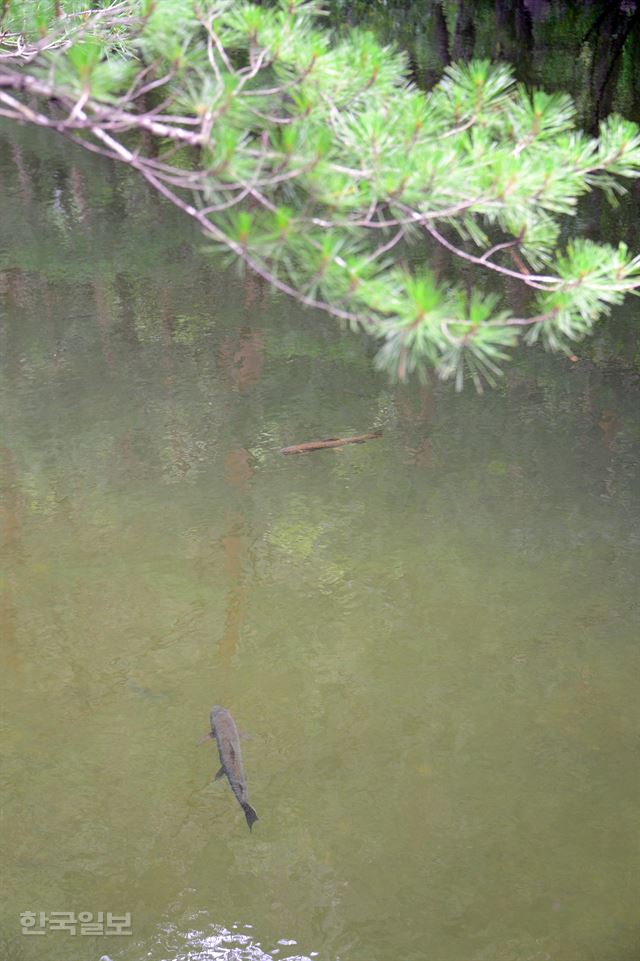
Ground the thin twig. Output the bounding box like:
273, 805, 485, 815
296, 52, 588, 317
421, 219, 560, 288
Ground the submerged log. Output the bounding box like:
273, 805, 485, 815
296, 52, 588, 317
280, 431, 382, 455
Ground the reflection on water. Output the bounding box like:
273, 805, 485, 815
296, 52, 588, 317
328, 0, 640, 131
1, 127, 640, 961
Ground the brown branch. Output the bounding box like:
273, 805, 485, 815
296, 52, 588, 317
420, 219, 560, 288
0, 68, 203, 144
365, 227, 406, 264
479, 238, 521, 263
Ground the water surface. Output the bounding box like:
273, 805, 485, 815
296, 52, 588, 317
1, 125, 639, 961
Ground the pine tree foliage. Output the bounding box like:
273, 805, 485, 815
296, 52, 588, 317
1, 0, 639, 387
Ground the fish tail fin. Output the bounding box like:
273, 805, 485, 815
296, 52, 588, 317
242, 802, 259, 831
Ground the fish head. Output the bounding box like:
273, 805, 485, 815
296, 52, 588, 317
209, 705, 224, 730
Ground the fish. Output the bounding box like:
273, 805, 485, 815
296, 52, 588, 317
200, 706, 258, 831
280, 431, 382, 455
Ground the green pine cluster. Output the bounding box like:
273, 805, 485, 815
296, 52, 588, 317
2, 0, 640, 387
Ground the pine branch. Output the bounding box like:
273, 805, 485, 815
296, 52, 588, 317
1, 0, 638, 389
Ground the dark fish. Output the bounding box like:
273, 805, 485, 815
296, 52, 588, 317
280, 431, 382, 455
201, 706, 258, 831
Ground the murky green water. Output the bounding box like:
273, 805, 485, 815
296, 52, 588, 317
1, 123, 640, 961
